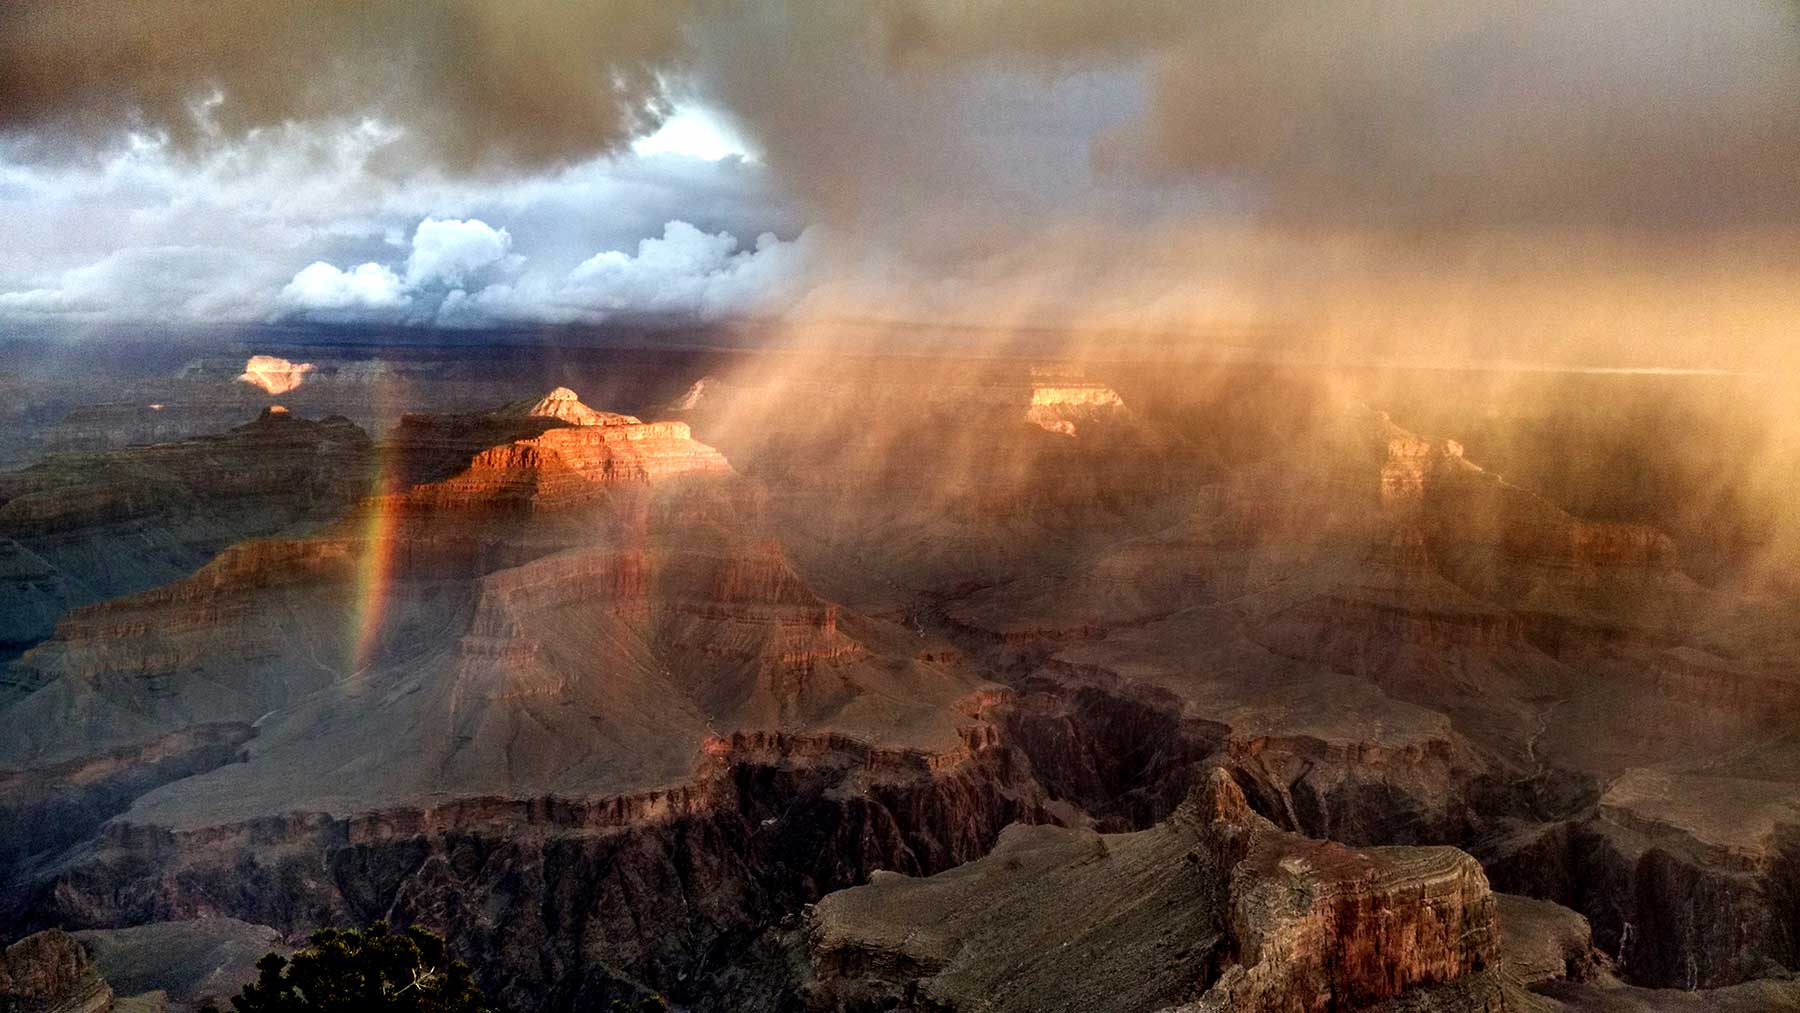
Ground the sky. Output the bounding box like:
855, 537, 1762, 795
2, 1, 1799, 368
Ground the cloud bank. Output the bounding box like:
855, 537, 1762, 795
0, 0, 688, 172
13, 0, 1793, 232
280, 218, 814, 326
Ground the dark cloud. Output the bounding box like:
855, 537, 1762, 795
0, 0, 690, 172
1110, 1, 1800, 229
662, 0, 1800, 368
678, 1, 1800, 234
10, 0, 1794, 230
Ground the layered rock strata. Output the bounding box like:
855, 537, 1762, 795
20, 731, 1051, 1013
805, 769, 1498, 1013
0, 408, 372, 656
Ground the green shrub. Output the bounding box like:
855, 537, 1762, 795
204, 922, 493, 1012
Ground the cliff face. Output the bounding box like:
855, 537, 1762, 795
1199, 836, 1497, 1011
385, 387, 729, 513
805, 769, 1497, 1013
21, 732, 1052, 1013
0, 408, 373, 655
1482, 772, 1800, 991
1188, 771, 1498, 1013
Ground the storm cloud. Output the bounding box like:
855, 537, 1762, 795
0, 0, 689, 172
4, 1, 1800, 365
1115, 2, 1800, 230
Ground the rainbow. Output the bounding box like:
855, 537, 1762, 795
348, 390, 409, 674
349, 486, 401, 672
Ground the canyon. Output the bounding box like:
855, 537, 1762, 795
1, 345, 1797, 1011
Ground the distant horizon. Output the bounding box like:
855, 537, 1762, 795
0, 318, 1786, 381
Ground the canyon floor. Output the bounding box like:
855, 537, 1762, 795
2, 336, 1798, 1012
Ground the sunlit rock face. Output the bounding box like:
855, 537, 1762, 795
388, 387, 732, 511
498, 385, 640, 427
1027, 383, 1125, 410
1024, 378, 1126, 436
235, 354, 314, 395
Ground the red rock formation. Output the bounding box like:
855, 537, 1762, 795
237, 355, 314, 396
385, 387, 729, 512
495, 385, 638, 427
804, 769, 1497, 1013
1192, 774, 1497, 1012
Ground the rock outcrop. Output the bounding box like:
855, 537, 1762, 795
0, 930, 113, 1013
385, 387, 729, 510
75, 919, 284, 1013
805, 769, 1497, 1013
1024, 379, 1126, 437
495, 385, 637, 427
235, 355, 313, 396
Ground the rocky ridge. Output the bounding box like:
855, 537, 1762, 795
804, 769, 1497, 1013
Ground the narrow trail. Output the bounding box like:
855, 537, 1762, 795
1524, 697, 1564, 771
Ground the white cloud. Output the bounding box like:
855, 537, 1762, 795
278, 260, 409, 313
437, 220, 816, 326
271, 216, 814, 326
0, 245, 276, 322
274, 216, 513, 321
403, 217, 512, 288
629, 105, 756, 162
0, 122, 798, 328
